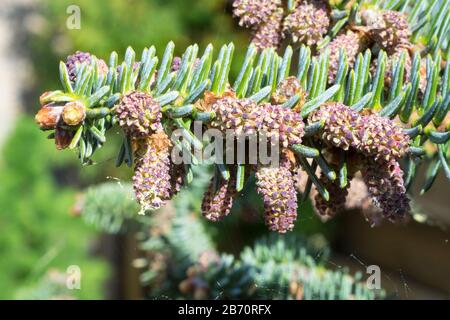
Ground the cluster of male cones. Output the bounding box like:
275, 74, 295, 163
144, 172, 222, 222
34, 0, 449, 233
36, 48, 412, 233
233, 0, 423, 84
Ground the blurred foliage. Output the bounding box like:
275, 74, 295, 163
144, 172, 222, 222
80, 174, 378, 300
82, 181, 145, 234
0, 117, 108, 299
15, 269, 78, 300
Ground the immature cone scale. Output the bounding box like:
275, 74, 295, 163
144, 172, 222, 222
283, 0, 330, 46
309, 103, 410, 161
308, 102, 362, 151
232, 0, 281, 29
251, 8, 284, 50
115, 91, 162, 137
365, 10, 411, 52
66, 51, 91, 82
256, 159, 298, 233
132, 132, 172, 212
211, 94, 305, 147
66, 51, 108, 82
325, 30, 369, 82
356, 111, 410, 161
201, 174, 237, 222
361, 158, 410, 223
210, 96, 263, 136
259, 103, 305, 148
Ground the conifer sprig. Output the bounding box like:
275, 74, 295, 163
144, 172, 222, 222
36, 39, 448, 230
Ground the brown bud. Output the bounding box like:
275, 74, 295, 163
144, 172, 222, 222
35, 104, 64, 129
199, 90, 236, 112
62, 101, 86, 126
55, 128, 74, 150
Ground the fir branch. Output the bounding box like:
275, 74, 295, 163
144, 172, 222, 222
36, 26, 449, 227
